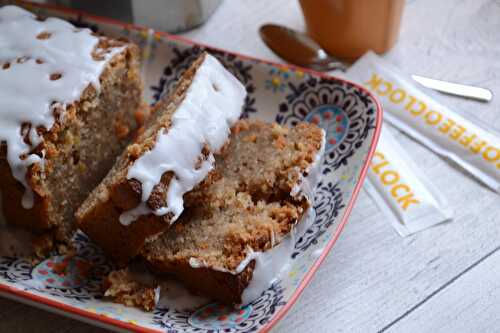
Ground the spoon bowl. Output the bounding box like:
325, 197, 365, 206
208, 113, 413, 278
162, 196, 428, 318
259, 24, 347, 72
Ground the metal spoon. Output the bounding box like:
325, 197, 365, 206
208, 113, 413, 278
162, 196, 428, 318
259, 24, 492, 103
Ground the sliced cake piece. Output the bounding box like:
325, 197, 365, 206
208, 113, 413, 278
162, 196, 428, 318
142, 119, 325, 305
0, 5, 143, 257
76, 52, 246, 264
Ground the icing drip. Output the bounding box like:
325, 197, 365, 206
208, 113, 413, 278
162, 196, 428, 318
0, 5, 123, 208
119, 54, 246, 225
291, 130, 326, 202
240, 206, 316, 305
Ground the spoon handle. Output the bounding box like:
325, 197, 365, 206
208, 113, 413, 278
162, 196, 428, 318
314, 59, 348, 72
411, 75, 493, 103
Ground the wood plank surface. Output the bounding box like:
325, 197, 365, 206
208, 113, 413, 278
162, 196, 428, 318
387, 249, 500, 333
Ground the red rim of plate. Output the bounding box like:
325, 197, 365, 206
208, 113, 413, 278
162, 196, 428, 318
0, 1, 384, 332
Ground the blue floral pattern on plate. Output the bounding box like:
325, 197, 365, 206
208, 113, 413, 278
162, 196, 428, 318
305, 105, 350, 151
188, 303, 253, 329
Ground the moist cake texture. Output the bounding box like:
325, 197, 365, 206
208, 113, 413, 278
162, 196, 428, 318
0, 5, 143, 257
76, 52, 246, 264
142, 119, 325, 305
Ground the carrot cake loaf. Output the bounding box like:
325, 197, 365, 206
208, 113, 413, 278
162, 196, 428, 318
76, 53, 247, 264
142, 119, 325, 305
0, 5, 143, 257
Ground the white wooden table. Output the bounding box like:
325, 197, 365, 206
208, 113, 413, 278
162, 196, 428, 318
2, 0, 500, 331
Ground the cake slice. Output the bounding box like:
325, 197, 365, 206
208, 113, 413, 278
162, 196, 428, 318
76, 52, 247, 264
0, 6, 143, 257
141, 119, 325, 305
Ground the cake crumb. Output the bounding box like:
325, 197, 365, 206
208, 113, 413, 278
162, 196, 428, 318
273, 135, 287, 149
96, 187, 110, 202
134, 108, 149, 128
115, 121, 130, 140
104, 269, 158, 312
127, 143, 142, 159
242, 134, 257, 143
271, 123, 289, 138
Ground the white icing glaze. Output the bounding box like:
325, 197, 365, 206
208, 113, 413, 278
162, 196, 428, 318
119, 54, 246, 225
240, 206, 316, 305
291, 130, 326, 203
0, 5, 123, 208
187, 136, 325, 305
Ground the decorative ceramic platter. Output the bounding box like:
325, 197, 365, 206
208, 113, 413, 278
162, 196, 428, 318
0, 1, 382, 332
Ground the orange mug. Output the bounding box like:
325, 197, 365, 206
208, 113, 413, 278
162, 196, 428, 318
299, 0, 405, 61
